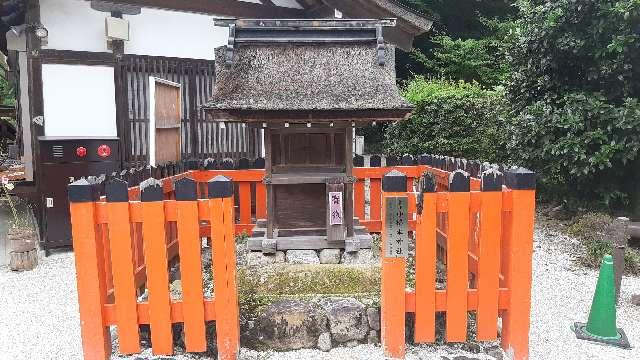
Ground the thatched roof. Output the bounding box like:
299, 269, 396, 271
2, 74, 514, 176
203, 43, 413, 122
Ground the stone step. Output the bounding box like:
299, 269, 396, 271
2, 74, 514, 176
247, 234, 372, 251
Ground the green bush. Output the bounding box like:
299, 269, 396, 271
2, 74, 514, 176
384, 78, 508, 162
508, 93, 640, 208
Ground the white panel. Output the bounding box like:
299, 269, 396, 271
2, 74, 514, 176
18, 52, 33, 180
42, 64, 117, 137
124, 8, 227, 60
40, 0, 109, 53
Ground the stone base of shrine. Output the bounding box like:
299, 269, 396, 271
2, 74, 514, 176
246, 218, 373, 252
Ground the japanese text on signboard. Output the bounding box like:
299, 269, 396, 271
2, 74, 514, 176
384, 196, 408, 258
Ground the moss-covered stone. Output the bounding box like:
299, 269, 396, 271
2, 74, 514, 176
238, 264, 380, 296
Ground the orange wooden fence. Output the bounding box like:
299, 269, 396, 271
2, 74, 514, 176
69, 175, 240, 360
70, 154, 534, 360
379, 167, 536, 360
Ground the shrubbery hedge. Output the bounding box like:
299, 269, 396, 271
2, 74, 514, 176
384, 78, 508, 163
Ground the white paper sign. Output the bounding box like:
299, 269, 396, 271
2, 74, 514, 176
329, 191, 343, 225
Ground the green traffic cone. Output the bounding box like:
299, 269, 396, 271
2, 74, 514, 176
571, 254, 631, 349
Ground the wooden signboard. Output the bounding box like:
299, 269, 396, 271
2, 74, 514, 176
149, 78, 181, 166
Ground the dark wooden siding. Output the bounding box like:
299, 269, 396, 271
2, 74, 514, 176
116, 55, 261, 166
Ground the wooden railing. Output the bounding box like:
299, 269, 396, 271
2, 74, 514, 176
69, 176, 240, 360
379, 166, 536, 360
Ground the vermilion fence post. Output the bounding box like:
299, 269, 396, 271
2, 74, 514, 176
370, 155, 382, 223
381, 170, 409, 359
414, 172, 437, 343
208, 175, 240, 360
501, 168, 536, 360
446, 170, 471, 342
476, 169, 504, 341
68, 179, 111, 360
105, 178, 140, 354
175, 177, 207, 352
140, 178, 173, 355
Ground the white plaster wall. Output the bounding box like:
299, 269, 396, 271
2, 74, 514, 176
41, 64, 117, 137
40, 0, 110, 53
124, 8, 226, 60
18, 52, 33, 180
40, 0, 227, 59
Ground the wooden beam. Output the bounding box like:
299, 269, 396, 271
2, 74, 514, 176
113, 0, 306, 17
318, 0, 426, 51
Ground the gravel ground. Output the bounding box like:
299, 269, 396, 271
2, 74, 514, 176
530, 224, 640, 360
1, 223, 638, 360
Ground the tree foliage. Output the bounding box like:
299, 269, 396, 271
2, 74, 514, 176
505, 0, 640, 209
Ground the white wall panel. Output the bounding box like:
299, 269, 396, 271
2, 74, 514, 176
40, 0, 110, 53
42, 64, 117, 137
125, 8, 227, 60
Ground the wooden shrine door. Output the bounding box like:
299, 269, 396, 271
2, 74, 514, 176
149, 78, 182, 166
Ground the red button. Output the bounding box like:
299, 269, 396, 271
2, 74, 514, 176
76, 147, 87, 157
97, 144, 111, 158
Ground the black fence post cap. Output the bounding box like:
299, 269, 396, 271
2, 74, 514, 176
416, 172, 436, 215
506, 167, 536, 190
140, 178, 163, 202
105, 178, 129, 202
174, 177, 197, 201
419, 171, 437, 193
418, 154, 432, 166
238, 157, 250, 169
401, 154, 414, 166
208, 175, 234, 198
252, 157, 266, 169
385, 155, 399, 167
204, 158, 217, 170
68, 178, 99, 203
187, 159, 200, 170
353, 154, 365, 167
481, 168, 504, 192
382, 169, 407, 192
370, 154, 382, 167
221, 158, 235, 170
449, 169, 470, 192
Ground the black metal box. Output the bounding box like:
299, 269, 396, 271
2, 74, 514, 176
38, 137, 121, 251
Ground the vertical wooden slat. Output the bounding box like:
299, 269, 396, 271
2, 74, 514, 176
208, 177, 240, 360
69, 181, 111, 360
175, 179, 206, 352
477, 191, 502, 340
370, 178, 382, 221
381, 184, 408, 358
255, 182, 267, 219
414, 190, 437, 343
106, 180, 140, 354
223, 196, 240, 354
354, 179, 365, 220
239, 181, 251, 225
141, 183, 173, 355
446, 189, 470, 341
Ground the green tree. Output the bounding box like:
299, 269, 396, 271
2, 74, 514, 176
506, 0, 640, 210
